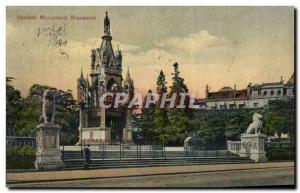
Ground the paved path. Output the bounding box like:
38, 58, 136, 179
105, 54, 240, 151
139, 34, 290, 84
7, 162, 294, 188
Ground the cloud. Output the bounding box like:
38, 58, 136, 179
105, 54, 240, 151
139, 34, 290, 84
157, 30, 231, 54
79, 38, 140, 52
112, 41, 140, 52
120, 30, 238, 74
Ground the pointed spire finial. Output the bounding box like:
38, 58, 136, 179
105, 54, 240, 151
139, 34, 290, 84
103, 11, 110, 35
125, 66, 131, 80
79, 68, 85, 84
80, 68, 84, 78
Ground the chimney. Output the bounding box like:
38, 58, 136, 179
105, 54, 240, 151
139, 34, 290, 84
205, 84, 209, 99
234, 84, 237, 98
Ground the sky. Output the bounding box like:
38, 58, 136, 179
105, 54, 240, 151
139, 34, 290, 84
6, 6, 294, 99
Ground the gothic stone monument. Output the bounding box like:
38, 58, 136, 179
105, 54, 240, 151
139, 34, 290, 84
239, 113, 267, 162
35, 89, 64, 170
77, 12, 134, 144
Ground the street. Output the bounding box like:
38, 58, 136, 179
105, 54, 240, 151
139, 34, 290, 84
7, 162, 294, 188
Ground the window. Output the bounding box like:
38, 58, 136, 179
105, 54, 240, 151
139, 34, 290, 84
287, 89, 293, 96
270, 90, 274, 96
253, 103, 258, 108
277, 90, 281, 95
220, 105, 226, 110
252, 91, 258, 97
264, 91, 267, 96
229, 104, 236, 109
239, 104, 245, 108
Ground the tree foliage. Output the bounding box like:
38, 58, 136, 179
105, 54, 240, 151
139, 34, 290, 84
136, 63, 193, 145
169, 62, 188, 94
263, 99, 295, 141
156, 70, 167, 96
6, 77, 23, 135
6, 80, 79, 145
134, 62, 295, 147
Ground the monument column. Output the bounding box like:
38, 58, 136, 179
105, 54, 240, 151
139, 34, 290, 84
78, 102, 84, 144
123, 109, 133, 144
100, 107, 110, 143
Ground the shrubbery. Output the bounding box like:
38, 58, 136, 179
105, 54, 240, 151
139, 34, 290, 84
266, 147, 294, 161
6, 145, 35, 169
6, 78, 79, 145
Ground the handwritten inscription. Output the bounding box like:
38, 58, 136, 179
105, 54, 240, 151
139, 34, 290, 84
17, 15, 96, 21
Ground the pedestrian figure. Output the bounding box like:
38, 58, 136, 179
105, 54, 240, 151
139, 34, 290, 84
84, 144, 91, 169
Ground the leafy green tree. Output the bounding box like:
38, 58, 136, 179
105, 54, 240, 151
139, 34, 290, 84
169, 62, 188, 95
141, 70, 169, 144
15, 84, 79, 144
263, 99, 295, 141
164, 109, 194, 145
152, 107, 169, 144
144, 63, 192, 146
225, 109, 256, 140
191, 109, 258, 148
156, 70, 168, 99
6, 77, 23, 136
149, 71, 170, 144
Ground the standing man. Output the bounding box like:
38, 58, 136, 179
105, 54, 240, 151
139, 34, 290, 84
84, 144, 91, 169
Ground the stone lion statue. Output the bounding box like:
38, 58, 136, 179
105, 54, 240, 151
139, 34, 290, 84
39, 89, 57, 124
246, 113, 263, 134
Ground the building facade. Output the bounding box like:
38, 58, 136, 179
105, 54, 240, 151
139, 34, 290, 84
77, 12, 134, 144
205, 74, 294, 110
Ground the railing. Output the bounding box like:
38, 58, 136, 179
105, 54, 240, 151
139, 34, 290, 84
60, 143, 230, 162
6, 136, 36, 148
227, 140, 241, 155
61, 144, 167, 161
6, 136, 36, 169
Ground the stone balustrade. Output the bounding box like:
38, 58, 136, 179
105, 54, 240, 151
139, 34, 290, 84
227, 140, 241, 155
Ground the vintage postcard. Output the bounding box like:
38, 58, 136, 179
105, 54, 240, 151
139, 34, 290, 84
6, 6, 295, 188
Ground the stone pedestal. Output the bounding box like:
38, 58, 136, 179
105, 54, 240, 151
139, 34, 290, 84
78, 126, 111, 144
103, 126, 111, 144
240, 133, 267, 162
35, 123, 65, 170
123, 127, 133, 144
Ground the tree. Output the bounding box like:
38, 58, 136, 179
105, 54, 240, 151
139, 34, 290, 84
150, 70, 170, 144
164, 109, 194, 145
6, 77, 23, 136
263, 99, 295, 141
169, 62, 188, 95
15, 84, 79, 144
146, 63, 192, 146
225, 109, 256, 140
156, 70, 168, 97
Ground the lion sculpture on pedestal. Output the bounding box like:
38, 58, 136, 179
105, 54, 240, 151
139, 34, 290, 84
39, 89, 56, 125
246, 113, 263, 134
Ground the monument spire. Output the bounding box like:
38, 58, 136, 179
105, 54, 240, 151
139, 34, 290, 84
125, 66, 131, 80
103, 11, 110, 36
80, 68, 84, 80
